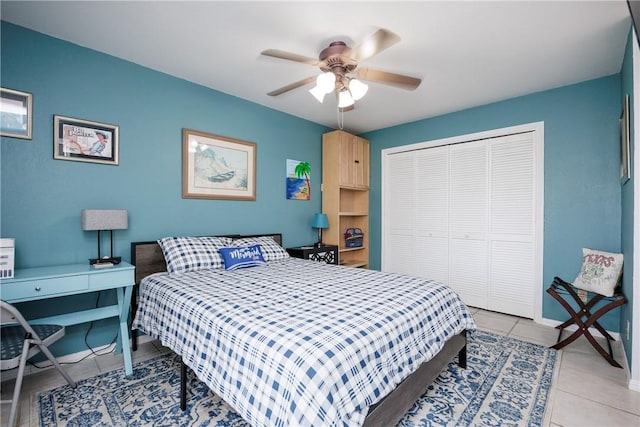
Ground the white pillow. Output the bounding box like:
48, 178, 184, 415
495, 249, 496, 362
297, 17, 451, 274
572, 248, 623, 297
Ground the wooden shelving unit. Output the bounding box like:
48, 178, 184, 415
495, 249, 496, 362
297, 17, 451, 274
322, 130, 370, 268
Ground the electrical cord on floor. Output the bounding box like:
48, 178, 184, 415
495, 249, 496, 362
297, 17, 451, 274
28, 291, 120, 369
28, 337, 118, 369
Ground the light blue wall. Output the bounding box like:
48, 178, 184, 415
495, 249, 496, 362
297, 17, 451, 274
361, 74, 623, 332
0, 21, 628, 358
620, 29, 636, 372
0, 22, 329, 355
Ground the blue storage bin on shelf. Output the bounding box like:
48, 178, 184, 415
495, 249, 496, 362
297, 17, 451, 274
344, 228, 364, 248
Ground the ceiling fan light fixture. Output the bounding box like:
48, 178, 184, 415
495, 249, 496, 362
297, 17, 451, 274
338, 90, 355, 108
310, 72, 336, 103
263, 28, 422, 108
349, 78, 368, 101
319, 72, 336, 93
309, 84, 326, 103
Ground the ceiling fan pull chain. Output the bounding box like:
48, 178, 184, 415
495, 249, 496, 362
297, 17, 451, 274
337, 106, 344, 130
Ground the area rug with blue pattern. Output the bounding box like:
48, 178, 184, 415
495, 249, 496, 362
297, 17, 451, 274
37, 330, 558, 426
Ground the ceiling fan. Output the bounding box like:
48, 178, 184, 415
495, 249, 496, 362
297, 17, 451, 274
261, 29, 421, 110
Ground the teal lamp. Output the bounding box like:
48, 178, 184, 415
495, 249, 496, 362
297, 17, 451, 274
312, 213, 329, 248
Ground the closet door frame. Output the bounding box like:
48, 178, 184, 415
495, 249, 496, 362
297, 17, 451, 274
381, 121, 544, 323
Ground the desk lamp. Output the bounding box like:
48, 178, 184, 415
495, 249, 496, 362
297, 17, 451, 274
81, 209, 128, 265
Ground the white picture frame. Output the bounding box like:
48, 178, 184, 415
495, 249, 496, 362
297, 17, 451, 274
0, 87, 33, 140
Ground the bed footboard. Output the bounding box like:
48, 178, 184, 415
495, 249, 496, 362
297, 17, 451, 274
178, 331, 468, 425
363, 331, 467, 427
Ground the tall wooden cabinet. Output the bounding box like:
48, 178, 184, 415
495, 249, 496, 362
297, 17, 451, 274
322, 130, 370, 268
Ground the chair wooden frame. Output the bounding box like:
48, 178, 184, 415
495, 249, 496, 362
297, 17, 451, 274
546, 277, 627, 368
1, 300, 77, 426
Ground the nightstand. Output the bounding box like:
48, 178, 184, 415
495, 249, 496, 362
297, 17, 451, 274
286, 245, 338, 264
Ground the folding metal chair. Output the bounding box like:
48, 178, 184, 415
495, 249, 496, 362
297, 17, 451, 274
1, 300, 76, 426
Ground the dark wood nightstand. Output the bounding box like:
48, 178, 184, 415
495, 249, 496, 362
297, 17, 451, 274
286, 245, 338, 264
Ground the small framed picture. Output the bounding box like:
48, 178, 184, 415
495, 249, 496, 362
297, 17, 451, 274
0, 87, 33, 139
53, 115, 119, 165
183, 128, 256, 200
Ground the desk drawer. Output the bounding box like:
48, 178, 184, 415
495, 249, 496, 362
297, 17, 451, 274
89, 269, 133, 289
2, 275, 88, 301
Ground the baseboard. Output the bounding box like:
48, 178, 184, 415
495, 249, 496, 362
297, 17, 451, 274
0, 334, 155, 382
616, 339, 634, 390
617, 342, 640, 391
540, 317, 621, 340
541, 316, 640, 390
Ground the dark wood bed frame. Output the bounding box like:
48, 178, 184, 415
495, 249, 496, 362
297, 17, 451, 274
130, 233, 468, 427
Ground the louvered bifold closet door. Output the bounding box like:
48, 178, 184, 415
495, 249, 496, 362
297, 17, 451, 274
384, 152, 415, 275
414, 146, 449, 284
488, 133, 536, 318
449, 141, 489, 309
383, 127, 540, 318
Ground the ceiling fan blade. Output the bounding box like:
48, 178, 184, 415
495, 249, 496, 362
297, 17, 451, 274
349, 29, 401, 62
267, 76, 317, 96
355, 68, 421, 90
261, 49, 319, 66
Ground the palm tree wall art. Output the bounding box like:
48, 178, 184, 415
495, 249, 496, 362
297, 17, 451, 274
286, 159, 311, 200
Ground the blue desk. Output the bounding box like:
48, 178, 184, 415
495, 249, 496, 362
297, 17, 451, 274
0, 262, 135, 376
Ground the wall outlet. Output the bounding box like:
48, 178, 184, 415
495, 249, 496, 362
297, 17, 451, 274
626, 320, 631, 341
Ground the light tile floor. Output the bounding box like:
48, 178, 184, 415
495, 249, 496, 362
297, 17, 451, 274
1, 308, 639, 426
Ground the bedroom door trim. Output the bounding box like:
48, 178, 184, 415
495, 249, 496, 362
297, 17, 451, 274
630, 34, 640, 392
381, 121, 544, 323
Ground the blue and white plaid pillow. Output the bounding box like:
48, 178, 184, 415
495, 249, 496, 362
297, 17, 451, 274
232, 236, 289, 261
158, 236, 233, 274
219, 244, 267, 270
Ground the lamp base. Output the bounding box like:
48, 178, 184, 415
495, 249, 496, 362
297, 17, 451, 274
316, 228, 324, 248
89, 256, 121, 265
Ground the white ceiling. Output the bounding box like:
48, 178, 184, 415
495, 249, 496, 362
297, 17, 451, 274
0, 1, 632, 134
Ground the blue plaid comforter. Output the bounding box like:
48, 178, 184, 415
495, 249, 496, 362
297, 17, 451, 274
133, 258, 476, 426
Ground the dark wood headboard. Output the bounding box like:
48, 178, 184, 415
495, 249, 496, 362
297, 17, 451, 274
130, 233, 283, 285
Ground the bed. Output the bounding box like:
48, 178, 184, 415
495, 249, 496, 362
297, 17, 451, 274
131, 233, 476, 427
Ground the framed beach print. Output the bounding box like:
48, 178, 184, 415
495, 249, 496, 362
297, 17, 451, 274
0, 87, 33, 139
53, 115, 119, 165
182, 128, 256, 200
620, 94, 630, 183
